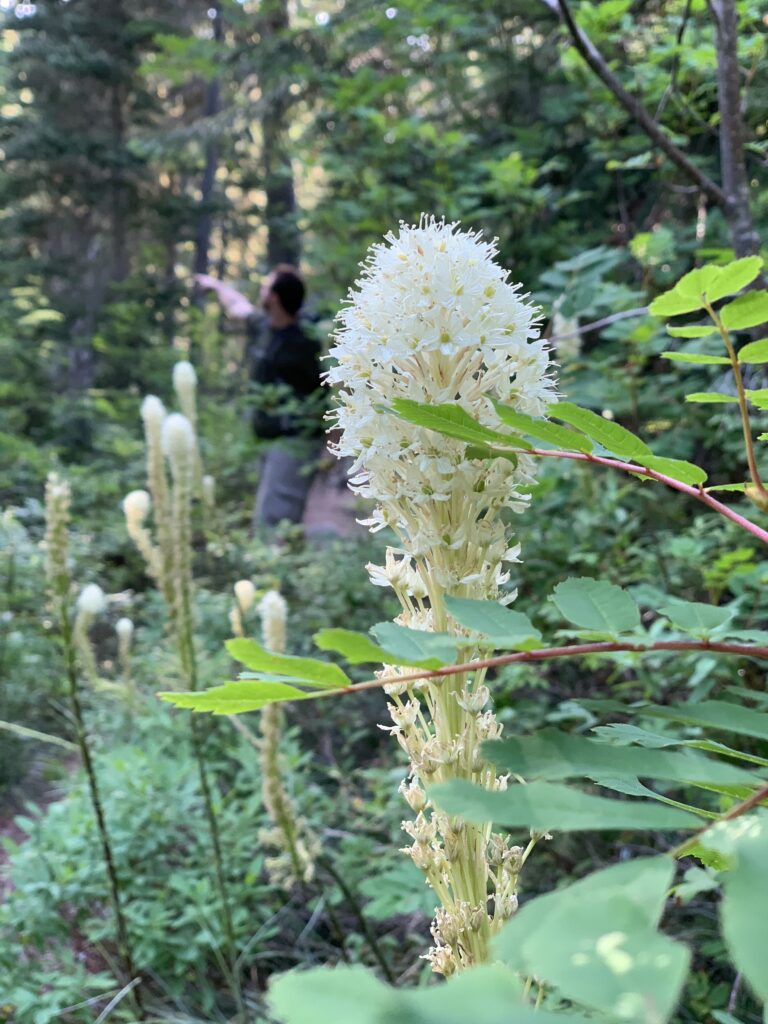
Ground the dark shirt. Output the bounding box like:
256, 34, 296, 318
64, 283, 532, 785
247, 317, 324, 439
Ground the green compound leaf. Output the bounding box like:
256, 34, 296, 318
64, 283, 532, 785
649, 289, 708, 317
444, 596, 542, 649
662, 351, 730, 365
638, 456, 708, 486
704, 256, 763, 303
313, 628, 443, 668
430, 778, 700, 831
226, 638, 350, 688
645, 702, 768, 742
657, 598, 734, 636
491, 401, 593, 452
685, 392, 739, 404
494, 857, 690, 1024
700, 812, 768, 1004
550, 401, 653, 461
159, 681, 315, 714
738, 339, 768, 364
666, 325, 718, 339
721, 291, 768, 331
390, 398, 526, 449
269, 963, 594, 1024
369, 622, 458, 667
484, 730, 763, 787
746, 389, 768, 410
551, 577, 641, 635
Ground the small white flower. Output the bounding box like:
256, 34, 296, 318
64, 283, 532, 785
161, 413, 196, 459
234, 579, 256, 612
115, 617, 134, 641
77, 583, 106, 616
140, 394, 166, 430
122, 489, 151, 523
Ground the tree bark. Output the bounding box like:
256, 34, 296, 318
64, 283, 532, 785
709, 0, 762, 257
192, 0, 223, 292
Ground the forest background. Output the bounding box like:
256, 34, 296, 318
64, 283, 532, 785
1, 0, 767, 1022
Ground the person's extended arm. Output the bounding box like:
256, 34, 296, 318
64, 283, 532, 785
194, 274, 256, 319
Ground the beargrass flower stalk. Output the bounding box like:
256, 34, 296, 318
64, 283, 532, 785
257, 590, 319, 888
73, 583, 106, 686
140, 396, 174, 606
43, 475, 143, 1014
172, 360, 205, 496
328, 217, 556, 974
230, 578, 256, 637
115, 617, 135, 700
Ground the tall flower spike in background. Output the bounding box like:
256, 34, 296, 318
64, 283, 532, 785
257, 590, 319, 888
74, 583, 106, 687
328, 216, 556, 975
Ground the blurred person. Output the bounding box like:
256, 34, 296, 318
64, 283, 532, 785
195, 266, 325, 527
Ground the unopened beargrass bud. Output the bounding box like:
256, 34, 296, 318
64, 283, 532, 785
73, 584, 105, 686
172, 361, 197, 426
329, 217, 557, 973
115, 617, 134, 682
140, 396, 175, 606
257, 591, 318, 887
44, 473, 71, 591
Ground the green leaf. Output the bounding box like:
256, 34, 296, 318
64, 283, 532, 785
704, 256, 763, 302
159, 681, 314, 714
430, 778, 700, 831
490, 401, 593, 452
550, 402, 653, 461
700, 811, 768, 1003
313, 628, 442, 668
685, 392, 739, 403
268, 964, 594, 1024
390, 399, 518, 449
677, 265, 722, 298
551, 577, 641, 634
645, 701, 768, 742
662, 351, 730, 365
657, 598, 734, 636
720, 291, 768, 331
738, 339, 768, 364
485, 730, 761, 787
666, 325, 718, 339
443, 596, 542, 649
226, 638, 350, 688
494, 858, 689, 1024
639, 456, 708, 486
369, 622, 458, 667
649, 289, 708, 317
746, 388, 768, 410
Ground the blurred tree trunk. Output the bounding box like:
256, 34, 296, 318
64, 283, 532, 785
709, 0, 762, 258
261, 0, 300, 268
193, 0, 223, 292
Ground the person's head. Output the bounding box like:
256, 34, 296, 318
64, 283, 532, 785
261, 264, 305, 324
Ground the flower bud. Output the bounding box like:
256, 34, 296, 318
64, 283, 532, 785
234, 579, 256, 613
115, 617, 134, 641
122, 489, 151, 523
140, 394, 166, 430
202, 474, 216, 506
258, 589, 287, 654
161, 413, 195, 460
76, 584, 106, 616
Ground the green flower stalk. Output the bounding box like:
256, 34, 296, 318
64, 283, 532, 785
115, 617, 134, 681
257, 590, 319, 888
329, 218, 556, 974
140, 395, 174, 607
172, 360, 205, 496
44, 474, 144, 1015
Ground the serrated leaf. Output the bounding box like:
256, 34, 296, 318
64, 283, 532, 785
662, 351, 730, 365
430, 778, 700, 831
444, 596, 541, 649
484, 730, 761, 786
685, 392, 739, 403
159, 681, 314, 714
490, 401, 593, 452
705, 482, 749, 492
390, 399, 516, 449
551, 577, 640, 634
666, 325, 718, 338
639, 455, 708, 485
494, 858, 689, 1024
369, 622, 458, 667
677, 265, 722, 298
658, 598, 734, 636
226, 638, 350, 688
649, 289, 708, 317
705, 256, 763, 302
738, 339, 768, 364
313, 628, 441, 668
721, 291, 768, 331
746, 388, 768, 410
645, 701, 768, 742
550, 402, 653, 460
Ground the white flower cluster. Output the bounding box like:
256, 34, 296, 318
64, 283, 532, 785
327, 216, 555, 596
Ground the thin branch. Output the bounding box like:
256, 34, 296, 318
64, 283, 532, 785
547, 0, 726, 208
654, 0, 693, 121
306, 638, 768, 703
518, 446, 768, 546
549, 306, 648, 343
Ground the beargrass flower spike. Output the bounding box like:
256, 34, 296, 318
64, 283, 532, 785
328, 216, 556, 974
